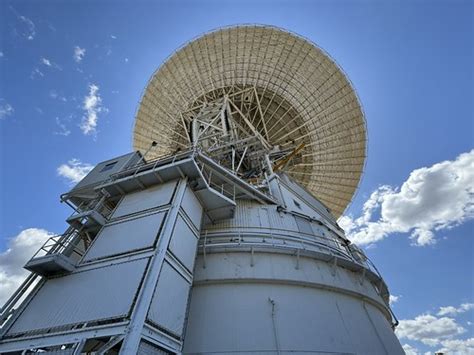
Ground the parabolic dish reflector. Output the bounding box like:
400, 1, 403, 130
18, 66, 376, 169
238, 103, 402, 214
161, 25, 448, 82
133, 25, 366, 218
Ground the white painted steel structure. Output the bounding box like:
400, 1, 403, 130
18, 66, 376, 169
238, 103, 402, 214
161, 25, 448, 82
0, 25, 403, 354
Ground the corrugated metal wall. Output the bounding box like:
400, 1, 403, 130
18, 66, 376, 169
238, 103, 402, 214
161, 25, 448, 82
181, 186, 203, 230
112, 180, 177, 218
8, 259, 147, 335
147, 261, 191, 336
83, 212, 165, 262
168, 214, 199, 272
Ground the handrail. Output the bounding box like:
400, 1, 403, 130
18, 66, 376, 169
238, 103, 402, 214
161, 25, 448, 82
29, 232, 84, 261
200, 229, 353, 262
200, 228, 390, 287
204, 225, 351, 250
66, 193, 112, 221
110, 150, 194, 182
195, 160, 236, 201
200, 229, 394, 321
0, 274, 38, 322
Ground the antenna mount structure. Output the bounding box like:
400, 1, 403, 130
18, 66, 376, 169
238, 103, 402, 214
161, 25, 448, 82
134, 25, 367, 217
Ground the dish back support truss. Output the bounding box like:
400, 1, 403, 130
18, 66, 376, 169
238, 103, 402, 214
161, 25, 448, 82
134, 26, 367, 218
187, 86, 304, 184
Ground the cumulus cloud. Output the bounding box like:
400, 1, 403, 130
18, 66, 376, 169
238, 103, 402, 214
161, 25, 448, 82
73, 46, 86, 63
402, 343, 421, 355
437, 337, 474, 354
339, 150, 474, 246
396, 314, 466, 346
437, 303, 474, 317
80, 84, 105, 135
0, 101, 14, 120
57, 159, 93, 184
0, 228, 54, 305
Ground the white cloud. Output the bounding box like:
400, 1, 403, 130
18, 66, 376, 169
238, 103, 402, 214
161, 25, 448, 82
30, 67, 44, 79
396, 314, 466, 346
0, 101, 14, 120
57, 159, 93, 184
437, 303, 474, 317
19, 16, 36, 40
402, 343, 421, 355
110, 35, 117, 39
49, 90, 67, 102
0, 228, 54, 305
40, 57, 61, 71
125, 58, 129, 63
0, 51, 4, 58
54, 117, 71, 136
10, 6, 36, 40
41, 57, 51, 66
80, 84, 104, 135
73, 46, 86, 63
437, 337, 474, 354
339, 150, 474, 246
389, 294, 400, 306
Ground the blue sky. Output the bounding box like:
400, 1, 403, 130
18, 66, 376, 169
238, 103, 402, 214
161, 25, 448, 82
0, 1, 473, 353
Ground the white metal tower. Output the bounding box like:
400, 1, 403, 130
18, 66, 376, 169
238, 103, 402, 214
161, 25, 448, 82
0, 25, 404, 354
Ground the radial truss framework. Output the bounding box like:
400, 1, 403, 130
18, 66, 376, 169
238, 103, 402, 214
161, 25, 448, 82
133, 25, 367, 217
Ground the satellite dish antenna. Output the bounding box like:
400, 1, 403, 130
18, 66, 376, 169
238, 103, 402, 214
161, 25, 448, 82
1, 25, 404, 355
134, 25, 366, 217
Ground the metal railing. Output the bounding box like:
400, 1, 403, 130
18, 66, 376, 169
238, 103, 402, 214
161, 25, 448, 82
0, 273, 42, 328
109, 150, 195, 182
200, 227, 354, 262
66, 193, 113, 222
1, 231, 84, 330
200, 227, 389, 289
197, 160, 236, 201
29, 230, 85, 261
199, 226, 397, 326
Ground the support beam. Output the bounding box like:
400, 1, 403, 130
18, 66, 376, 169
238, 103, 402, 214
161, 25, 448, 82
119, 178, 189, 354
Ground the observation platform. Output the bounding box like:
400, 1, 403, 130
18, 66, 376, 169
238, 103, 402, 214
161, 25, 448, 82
95, 150, 276, 223
23, 232, 85, 277
24, 253, 76, 277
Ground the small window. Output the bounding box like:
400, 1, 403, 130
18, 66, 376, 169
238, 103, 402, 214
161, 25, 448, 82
100, 161, 117, 172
